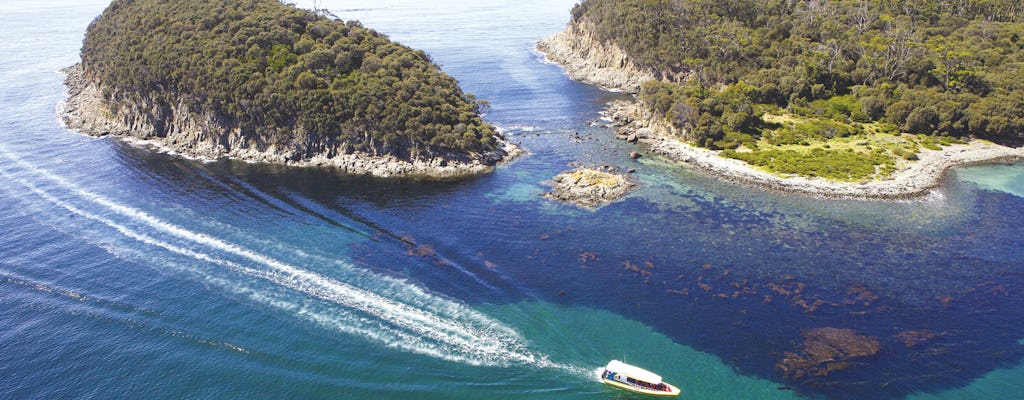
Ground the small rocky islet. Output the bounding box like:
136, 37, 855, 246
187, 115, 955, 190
543, 168, 636, 209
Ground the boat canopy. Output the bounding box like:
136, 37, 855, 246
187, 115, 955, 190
605, 360, 662, 384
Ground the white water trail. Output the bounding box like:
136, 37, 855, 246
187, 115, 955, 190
0, 150, 586, 374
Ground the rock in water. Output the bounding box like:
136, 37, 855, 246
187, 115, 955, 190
777, 327, 881, 380
543, 168, 636, 209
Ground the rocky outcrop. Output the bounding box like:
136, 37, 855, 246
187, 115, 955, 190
536, 19, 655, 93
59, 64, 520, 179
778, 328, 881, 380
544, 168, 636, 208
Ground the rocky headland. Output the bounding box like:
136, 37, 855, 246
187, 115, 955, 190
536, 19, 654, 93
539, 11, 1024, 199
543, 168, 636, 208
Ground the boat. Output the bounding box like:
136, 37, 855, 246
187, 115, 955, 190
600, 360, 681, 396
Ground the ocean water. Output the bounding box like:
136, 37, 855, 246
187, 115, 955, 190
1, 1, 1023, 399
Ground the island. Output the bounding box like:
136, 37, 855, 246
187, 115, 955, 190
61, 0, 519, 179
540, 0, 1024, 198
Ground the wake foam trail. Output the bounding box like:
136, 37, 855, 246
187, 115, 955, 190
0, 150, 583, 373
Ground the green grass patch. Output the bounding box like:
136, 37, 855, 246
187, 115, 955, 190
915, 134, 966, 150
765, 118, 861, 145
707, 104, 969, 182
720, 112, 934, 181
891, 146, 919, 160
722, 147, 894, 181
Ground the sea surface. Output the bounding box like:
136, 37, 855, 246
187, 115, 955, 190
1, 1, 1023, 399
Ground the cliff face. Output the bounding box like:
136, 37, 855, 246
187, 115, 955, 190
61, 64, 517, 178
536, 19, 654, 94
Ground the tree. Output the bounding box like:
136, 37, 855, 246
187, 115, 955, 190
927, 36, 973, 91
574, 0, 1024, 145
860, 15, 921, 84
82, 0, 501, 160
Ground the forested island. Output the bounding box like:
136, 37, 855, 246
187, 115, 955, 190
61, 0, 517, 178
540, 0, 1024, 198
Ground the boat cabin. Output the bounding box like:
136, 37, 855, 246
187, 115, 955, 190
601, 360, 680, 396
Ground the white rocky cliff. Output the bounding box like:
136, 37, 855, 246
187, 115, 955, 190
536, 19, 654, 94
60, 64, 519, 179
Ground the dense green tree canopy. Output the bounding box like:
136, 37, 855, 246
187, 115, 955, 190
82, 0, 499, 160
574, 0, 1024, 146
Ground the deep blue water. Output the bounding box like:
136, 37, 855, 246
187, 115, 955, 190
2, 1, 1024, 399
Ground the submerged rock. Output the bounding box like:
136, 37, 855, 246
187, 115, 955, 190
895, 330, 941, 348
778, 327, 881, 380
543, 168, 636, 208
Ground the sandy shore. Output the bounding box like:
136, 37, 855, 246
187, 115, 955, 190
58, 64, 520, 180
606, 101, 1024, 199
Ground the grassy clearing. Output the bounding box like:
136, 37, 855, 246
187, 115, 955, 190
720, 110, 966, 182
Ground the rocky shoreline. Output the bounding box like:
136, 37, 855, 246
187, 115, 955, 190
605, 101, 1024, 199
58, 64, 521, 179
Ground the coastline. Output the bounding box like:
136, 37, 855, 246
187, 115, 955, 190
536, 21, 1023, 200
605, 101, 1024, 199
58, 64, 521, 180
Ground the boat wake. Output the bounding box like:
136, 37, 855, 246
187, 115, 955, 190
0, 149, 587, 375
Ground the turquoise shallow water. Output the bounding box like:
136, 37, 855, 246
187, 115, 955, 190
1, 1, 1023, 399
954, 164, 1024, 199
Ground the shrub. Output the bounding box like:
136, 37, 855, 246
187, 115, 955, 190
723, 148, 895, 181
860, 96, 886, 120
905, 108, 940, 134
